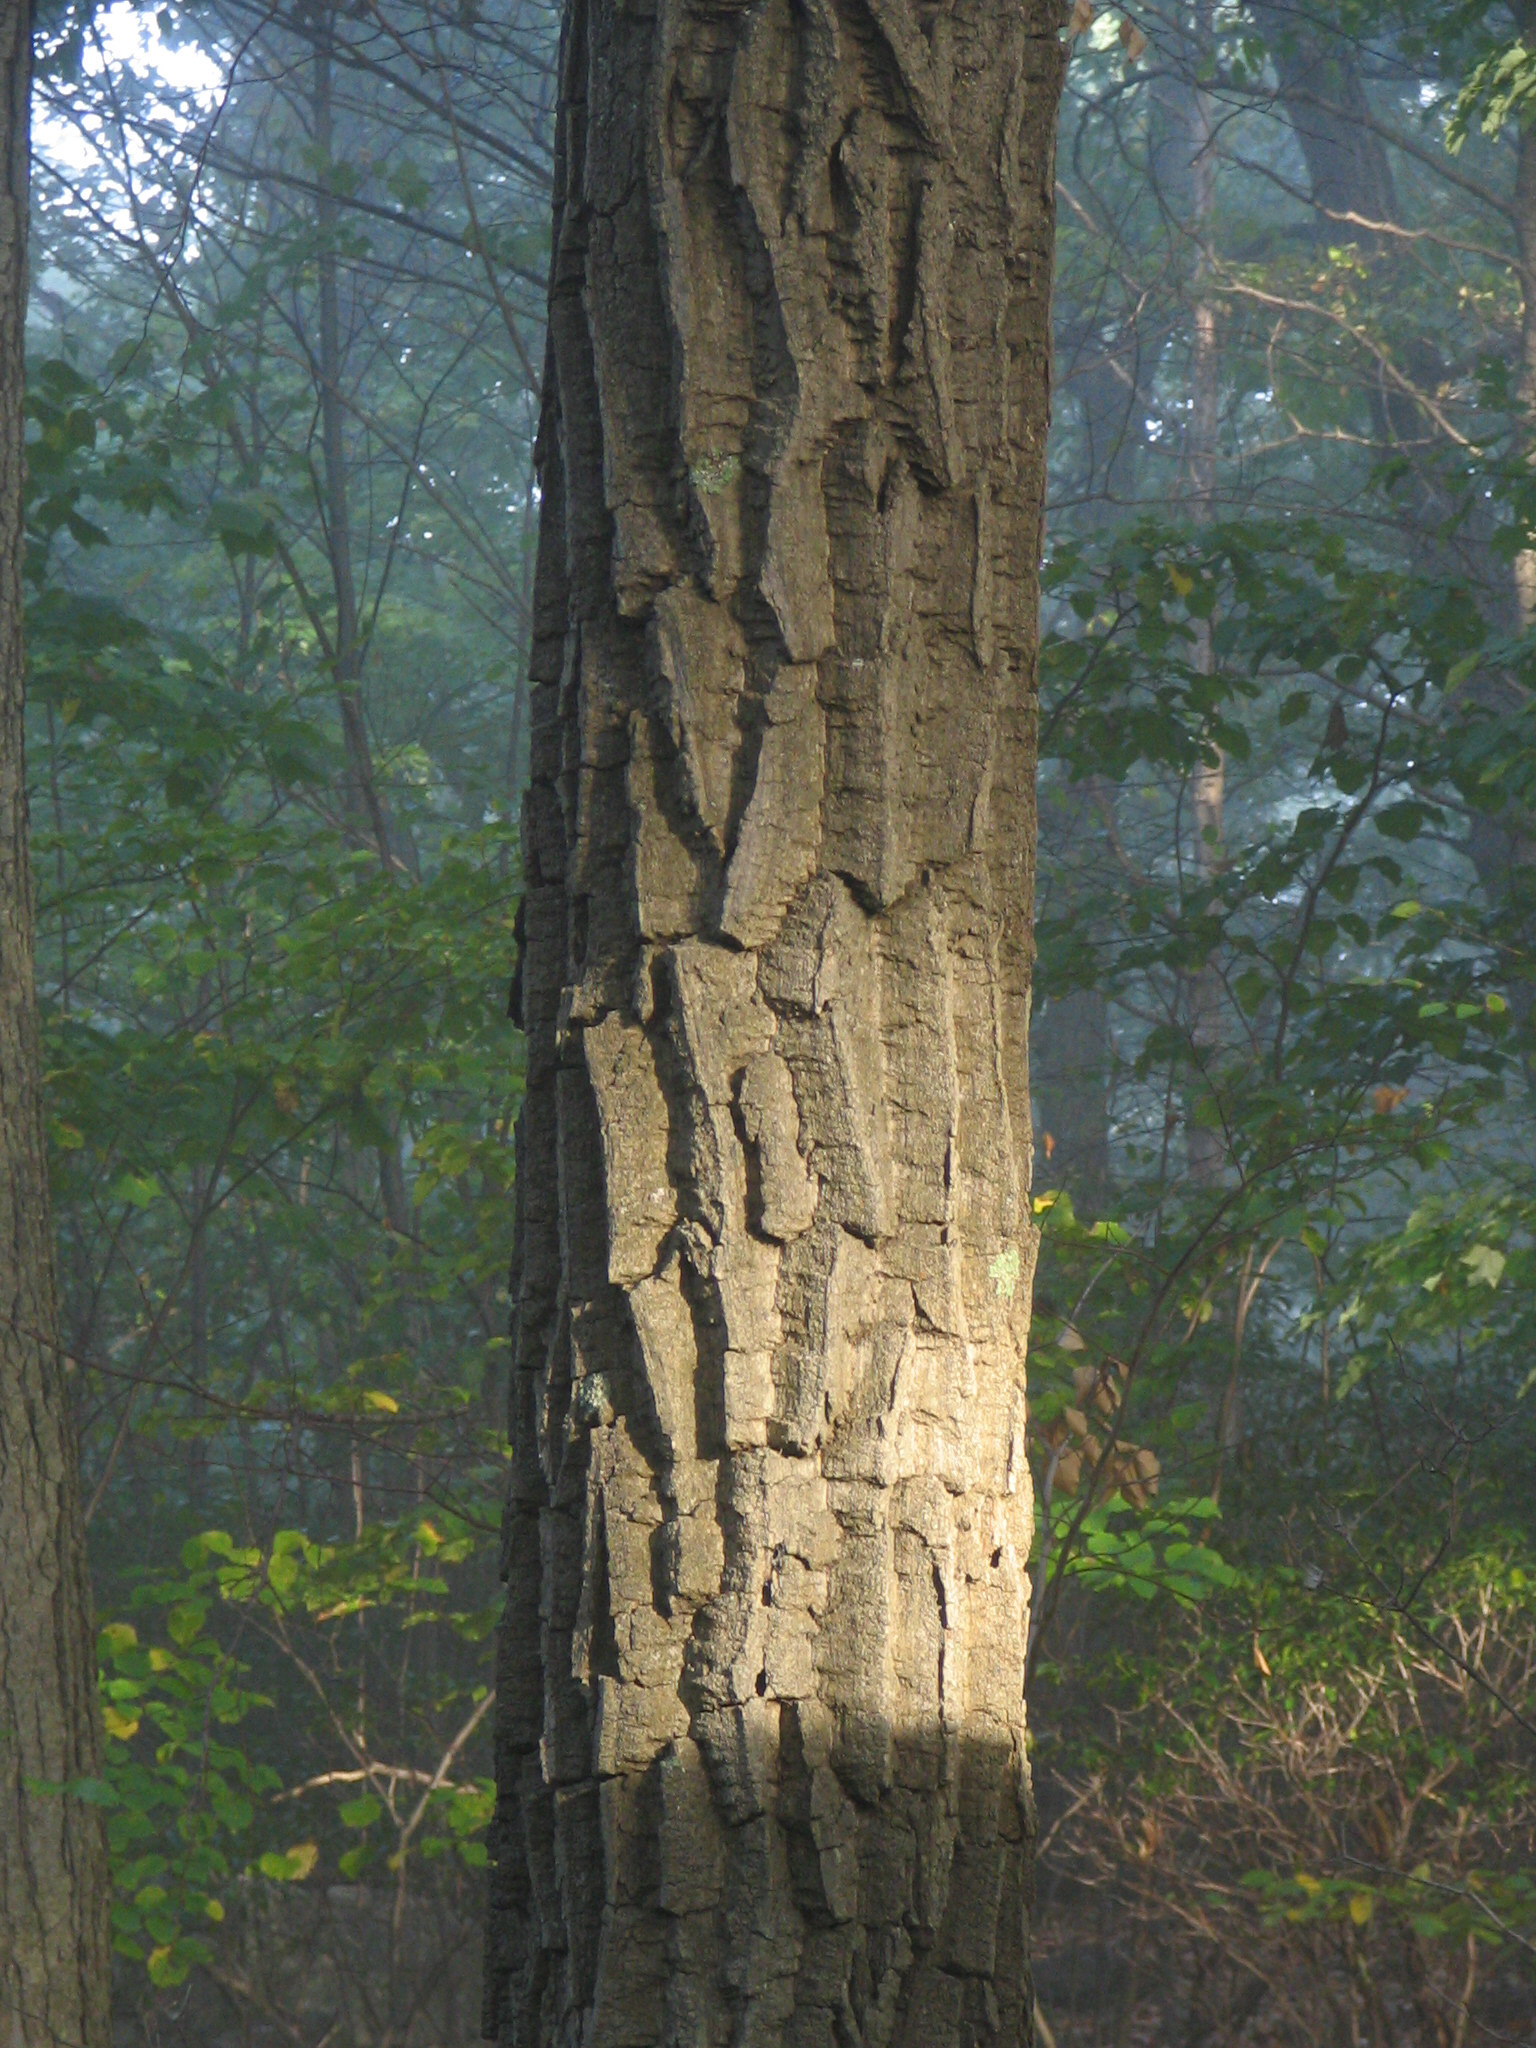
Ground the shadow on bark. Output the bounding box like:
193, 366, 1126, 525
484, 1718, 1036, 2048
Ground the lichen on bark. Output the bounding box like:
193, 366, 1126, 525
486, 4, 1065, 2043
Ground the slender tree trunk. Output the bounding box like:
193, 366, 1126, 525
1183, 0, 1226, 1186
1253, 8, 1536, 1072
1514, 32, 1536, 637
312, 25, 394, 869
485, 3, 1065, 2043
1467, 9, 1536, 1068
0, 8, 113, 2042
311, 30, 424, 1232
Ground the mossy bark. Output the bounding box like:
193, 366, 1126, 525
486, 5, 1065, 2043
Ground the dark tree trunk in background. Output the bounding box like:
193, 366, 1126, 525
0, 7, 113, 2043
1030, 989, 1110, 1219
1250, 1, 1398, 230
1179, 0, 1227, 1187
1488, 8, 1536, 1069
485, 2, 1066, 2043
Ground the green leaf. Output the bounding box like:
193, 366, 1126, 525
165, 1603, 205, 1648
386, 160, 431, 212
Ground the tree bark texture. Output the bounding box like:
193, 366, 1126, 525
485, 4, 1064, 2045
0, 6, 113, 2044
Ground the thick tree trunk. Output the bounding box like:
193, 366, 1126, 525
485, 4, 1064, 2045
1248, 2, 1397, 231
0, 7, 113, 2044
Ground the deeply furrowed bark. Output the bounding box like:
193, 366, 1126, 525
486, 5, 1064, 2044
0, 7, 113, 2043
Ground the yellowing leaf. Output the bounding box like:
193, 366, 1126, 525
1167, 564, 1193, 597
102, 1706, 140, 1741
363, 1390, 400, 1414
1348, 1892, 1375, 1926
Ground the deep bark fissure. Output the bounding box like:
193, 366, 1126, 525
486, 3, 1065, 2044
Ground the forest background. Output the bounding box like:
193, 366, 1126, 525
21, 1, 1536, 2042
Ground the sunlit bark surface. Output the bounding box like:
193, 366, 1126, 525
486, 5, 1064, 2042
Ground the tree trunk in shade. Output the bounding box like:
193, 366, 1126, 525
1248, 2, 1398, 232
1182, 0, 1227, 1188
1030, 988, 1110, 1219
0, 6, 113, 2043
485, 4, 1065, 2043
